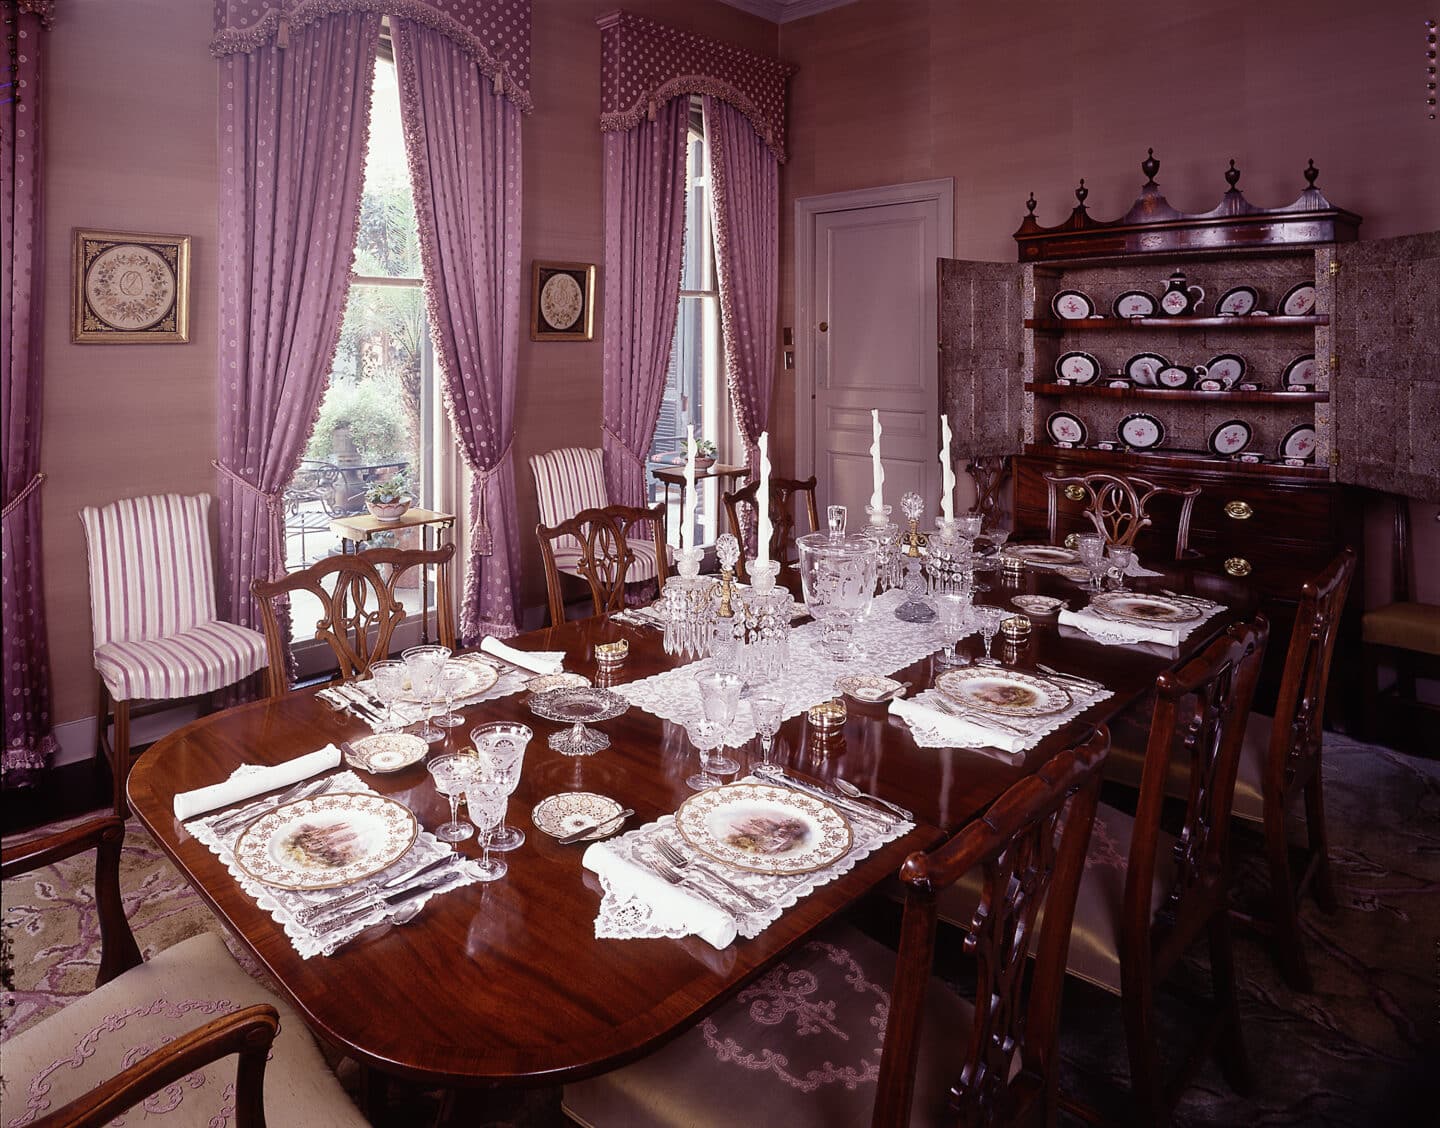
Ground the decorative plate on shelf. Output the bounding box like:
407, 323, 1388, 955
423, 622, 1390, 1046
232, 793, 419, 891
1046, 411, 1087, 447
1208, 419, 1253, 457
531, 792, 625, 841
1051, 290, 1096, 320
1054, 351, 1102, 384
1156, 365, 1193, 390
1112, 290, 1158, 318
1118, 412, 1166, 451
1124, 352, 1169, 387
1279, 283, 1317, 316
676, 782, 852, 876
1216, 285, 1260, 316
1279, 424, 1318, 462
1282, 354, 1317, 387
935, 667, 1071, 718
1088, 592, 1204, 625
1205, 354, 1247, 388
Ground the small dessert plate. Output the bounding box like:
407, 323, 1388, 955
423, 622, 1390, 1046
1051, 289, 1095, 320
1216, 285, 1259, 316
1046, 411, 1087, 447
834, 674, 904, 704
1279, 424, 1318, 462
1279, 283, 1317, 316
531, 792, 626, 842
526, 671, 590, 694
1282, 354, 1317, 387
1118, 412, 1165, 451
1112, 290, 1157, 318
1208, 419, 1253, 457
1125, 352, 1169, 387
346, 733, 428, 773
1054, 351, 1102, 384
1011, 594, 1064, 616
1205, 354, 1247, 388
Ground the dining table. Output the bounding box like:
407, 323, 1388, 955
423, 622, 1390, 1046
125, 556, 1256, 1109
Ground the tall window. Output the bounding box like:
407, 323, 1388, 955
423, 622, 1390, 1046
283, 49, 434, 574
647, 97, 730, 547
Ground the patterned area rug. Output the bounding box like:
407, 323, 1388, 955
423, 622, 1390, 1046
3, 735, 1435, 1126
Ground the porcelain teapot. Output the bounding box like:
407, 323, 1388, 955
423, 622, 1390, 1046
1159, 270, 1205, 316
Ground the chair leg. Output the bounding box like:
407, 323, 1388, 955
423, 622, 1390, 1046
95, 678, 111, 766
1121, 980, 1169, 1128
112, 699, 131, 818
1207, 910, 1254, 1096
1263, 808, 1313, 993
1360, 644, 1380, 741
1304, 774, 1338, 914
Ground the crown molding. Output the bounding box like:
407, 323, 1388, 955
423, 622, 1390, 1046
717, 0, 860, 25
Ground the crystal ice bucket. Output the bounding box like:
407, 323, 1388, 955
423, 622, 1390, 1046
796, 530, 877, 662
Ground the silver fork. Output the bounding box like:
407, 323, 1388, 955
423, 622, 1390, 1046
654, 839, 769, 911
930, 697, 1028, 736
208, 776, 332, 835
646, 857, 745, 917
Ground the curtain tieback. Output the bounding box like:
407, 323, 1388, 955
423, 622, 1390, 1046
471, 441, 514, 556
1, 472, 45, 521
602, 427, 646, 468
213, 461, 286, 578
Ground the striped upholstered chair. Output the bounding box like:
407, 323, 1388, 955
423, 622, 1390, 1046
79, 493, 268, 815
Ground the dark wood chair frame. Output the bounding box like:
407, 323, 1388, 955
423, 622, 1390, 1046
251, 544, 456, 698
966, 455, 1012, 527
537, 503, 667, 627
1043, 471, 1200, 560
878, 726, 1109, 1128
1, 816, 279, 1127
721, 474, 819, 583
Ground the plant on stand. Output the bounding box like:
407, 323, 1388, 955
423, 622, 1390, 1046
365, 471, 413, 522
691, 437, 718, 469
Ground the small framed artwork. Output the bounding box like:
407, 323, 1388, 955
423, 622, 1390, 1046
530, 261, 596, 341
72, 228, 191, 343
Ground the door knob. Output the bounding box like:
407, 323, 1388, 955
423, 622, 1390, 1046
818, 321, 828, 332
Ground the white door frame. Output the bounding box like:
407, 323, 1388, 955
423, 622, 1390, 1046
793, 178, 955, 479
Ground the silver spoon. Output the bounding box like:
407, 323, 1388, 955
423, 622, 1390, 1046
832, 778, 914, 821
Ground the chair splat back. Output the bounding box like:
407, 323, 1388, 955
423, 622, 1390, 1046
722, 475, 818, 582
537, 503, 667, 625
1043, 471, 1200, 559
966, 455, 1012, 526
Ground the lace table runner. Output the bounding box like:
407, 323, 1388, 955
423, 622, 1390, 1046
614, 589, 964, 743
898, 684, 1114, 752
188, 769, 481, 959
583, 777, 915, 948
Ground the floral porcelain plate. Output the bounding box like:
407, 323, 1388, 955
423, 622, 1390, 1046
1051, 289, 1095, 320
834, 674, 904, 703
1054, 351, 1102, 384
1280, 424, 1318, 462
1112, 290, 1158, 318
346, 733, 427, 773
1124, 352, 1169, 387
935, 667, 1070, 718
1216, 285, 1259, 316
233, 793, 418, 891
1279, 283, 1317, 316
531, 792, 624, 841
1205, 353, 1247, 388
1088, 592, 1203, 625
1118, 412, 1165, 451
1282, 354, 1317, 388
525, 671, 591, 694
1208, 419, 1253, 457
1046, 411, 1087, 447
676, 782, 852, 876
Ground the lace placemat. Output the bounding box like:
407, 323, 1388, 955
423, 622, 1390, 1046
584, 776, 915, 947
614, 589, 963, 743
188, 769, 481, 959
1059, 597, 1224, 647
899, 684, 1114, 751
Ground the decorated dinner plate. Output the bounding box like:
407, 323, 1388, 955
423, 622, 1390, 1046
1205, 353, 1247, 387
1011, 594, 1065, 615
525, 671, 591, 694
834, 674, 904, 703
1118, 412, 1165, 451
1279, 283, 1317, 316
1216, 285, 1259, 316
1046, 411, 1087, 447
1156, 364, 1193, 390
400, 660, 498, 704
675, 782, 852, 876
346, 732, 427, 773
1088, 592, 1203, 625
935, 667, 1071, 718
1054, 351, 1102, 384
1279, 424, 1318, 462
1112, 290, 1158, 318
1051, 289, 1095, 320
1124, 352, 1168, 387
1282, 354, 1317, 387
1006, 545, 1080, 567
232, 793, 419, 891
531, 792, 624, 841
1208, 419, 1253, 457
1057, 564, 1093, 583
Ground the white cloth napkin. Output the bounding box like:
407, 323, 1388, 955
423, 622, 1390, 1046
479, 636, 564, 675
173, 745, 342, 820
889, 696, 1027, 754
1058, 607, 1182, 646
581, 840, 738, 949
1125, 558, 1165, 578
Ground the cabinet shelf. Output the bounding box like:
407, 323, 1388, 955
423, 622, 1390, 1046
1026, 383, 1328, 404
1021, 442, 1329, 481
1025, 314, 1327, 332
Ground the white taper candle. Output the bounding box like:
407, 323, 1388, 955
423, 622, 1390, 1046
755, 432, 772, 569
939, 414, 955, 521
869, 409, 885, 513
682, 425, 696, 552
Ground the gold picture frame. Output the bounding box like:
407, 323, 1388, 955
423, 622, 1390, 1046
72, 228, 191, 343
530, 261, 596, 341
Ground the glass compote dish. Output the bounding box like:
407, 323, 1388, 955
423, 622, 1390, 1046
530, 686, 629, 756
974, 605, 1007, 667
1106, 543, 1136, 591
471, 721, 531, 852
401, 644, 451, 743
695, 669, 743, 777
796, 527, 878, 662
749, 692, 786, 765
464, 774, 510, 882
426, 753, 478, 843
1076, 533, 1108, 591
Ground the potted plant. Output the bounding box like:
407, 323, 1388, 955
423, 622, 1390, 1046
365, 472, 413, 522
690, 437, 718, 470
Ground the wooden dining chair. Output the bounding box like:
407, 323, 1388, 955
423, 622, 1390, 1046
79, 493, 270, 816
561, 726, 1110, 1128
1043, 471, 1200, 560
250, 543, 456, 697
721, 474, 819, 582
966, 454, 1012, 525
1, 816, 367, 1126
537, 502, 668, 626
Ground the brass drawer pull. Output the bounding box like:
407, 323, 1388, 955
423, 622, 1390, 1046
1224, 556, 1253, 578
1223, 500, 1253, 520
1064, 484, 1087, 502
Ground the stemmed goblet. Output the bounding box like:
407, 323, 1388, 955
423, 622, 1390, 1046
1105, 544, 1135, 591
427, 753, 478, 843
402, 644, 451, 743
1075, 533, 1107, 591
933, 589, 974, 667
470, 722, 531, 852
696, 670, 743, 776
365, 659, 407, 733
684, 721, 730, 791
464, 774, 510, 882
974, 605, 1007, 667
749, 692, 785, 765
433, 665, 470, 729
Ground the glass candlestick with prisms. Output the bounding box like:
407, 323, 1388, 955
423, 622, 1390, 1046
893, 492, 937, 622
661, 545, 715, 661
925, 516, 973, 596
863, 503, 901, 592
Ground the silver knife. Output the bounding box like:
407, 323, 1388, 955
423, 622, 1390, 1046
557, 809, 633, 845
209, 777, 331, 834
312, 873, 456, 936
298, 855, 461, 925
757, 766, 894, 826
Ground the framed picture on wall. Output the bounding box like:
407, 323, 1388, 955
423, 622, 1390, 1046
530, 261, 596, 341
72, 228, 191, 343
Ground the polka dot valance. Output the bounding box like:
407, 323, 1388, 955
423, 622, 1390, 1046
598, 10, 793, 163
16, 0, 57, 26
211, 0, 532, 111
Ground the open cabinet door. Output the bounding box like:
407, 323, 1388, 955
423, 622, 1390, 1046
938, 259, 1026, 459
1332, 232, 1440, 502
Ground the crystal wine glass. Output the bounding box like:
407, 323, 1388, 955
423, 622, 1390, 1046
696, 670, 743, 776
1105, 544, 1135, 591
434, 665, 469, 729
402, 644, 451, 743
684, 720, 729, 791
1075, 533, 1107, 591
750, 692, 785, 765
463, 778, 509, 881
470, 721, 531, 852
365, 659, 407, 732
934, 589, 975, 667
974, 605, 1007, 666
426, 753, 478, 843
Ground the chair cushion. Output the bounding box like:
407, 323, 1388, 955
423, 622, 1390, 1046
1231, 710, 1280, 825
936, 802, 1172, 996
0, 932, 366, 1126
531, 447, 609, 557
94, 621, 268, 702
563, 922, 1002, 1128
550, 539, 672, 585
1362, 601, 1440, 655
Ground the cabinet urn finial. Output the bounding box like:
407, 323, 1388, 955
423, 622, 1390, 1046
1025, 192, 1036, 217
1225, 159, 1241, 189
1075, 179, 1088, 209
1303, 159, 1319, 188
1141, 148, 1160, 185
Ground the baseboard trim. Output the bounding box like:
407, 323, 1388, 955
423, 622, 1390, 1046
52, 704, 203, 768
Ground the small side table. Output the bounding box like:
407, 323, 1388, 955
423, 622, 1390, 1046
650, 463, 748, 545
329, 507, 456, 644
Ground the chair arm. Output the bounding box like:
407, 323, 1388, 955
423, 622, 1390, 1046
28, 1004, 281, 1128
2, 815, 141, 985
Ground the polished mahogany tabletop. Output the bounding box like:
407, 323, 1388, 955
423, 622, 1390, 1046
126, 561, 1254, 1089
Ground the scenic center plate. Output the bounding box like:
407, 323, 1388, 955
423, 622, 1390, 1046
1088, 592, 1204, 625
232, 793, 418, 891
675, 782, 852, 876
934, 667, 1071, 718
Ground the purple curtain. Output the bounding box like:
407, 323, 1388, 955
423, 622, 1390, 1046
2, 3, 57, 784
393, 18, 522, 642
214, 13, 380, 633
600, 98, 690, 507
702, 96, 779, 467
